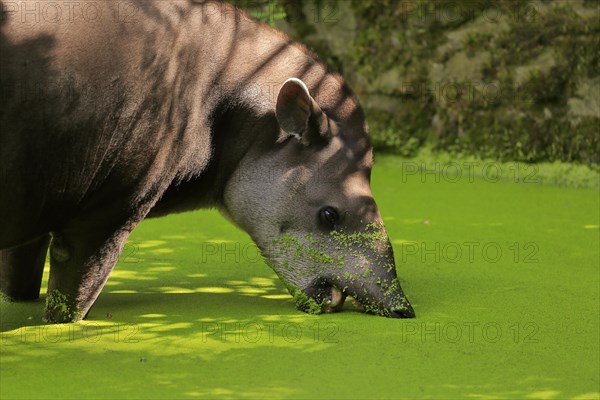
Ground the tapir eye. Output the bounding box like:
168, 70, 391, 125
319, 207, 339, 230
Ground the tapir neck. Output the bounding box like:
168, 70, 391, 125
150, 1, 361, 216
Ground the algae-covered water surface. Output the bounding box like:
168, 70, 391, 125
1, 156, 598, 399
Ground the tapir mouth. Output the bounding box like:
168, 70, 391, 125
322, 286, 347, 313
301, 283, 347, 313
301, 280, 415, 318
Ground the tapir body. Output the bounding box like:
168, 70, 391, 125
0, 0, 414, 322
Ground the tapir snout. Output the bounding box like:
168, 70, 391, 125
265, 220, 415, 318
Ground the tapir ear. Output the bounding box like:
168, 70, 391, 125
276, 78, 330, 146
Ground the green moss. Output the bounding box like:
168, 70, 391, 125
230, 0, 287, 27
291, 288, 323, 315
329, 223, 388, 252
45, 290, 82, 322
271, 233, 334, 273
0, 291, 13, 303
376, 148, 600, 189
274, 0, 600, 166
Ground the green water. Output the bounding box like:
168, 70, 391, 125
1, 158, 598, 399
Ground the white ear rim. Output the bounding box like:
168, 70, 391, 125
283, 77, 311, 99
280, 77, 312, 141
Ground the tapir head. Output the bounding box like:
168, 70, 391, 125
222, 78, 415, 318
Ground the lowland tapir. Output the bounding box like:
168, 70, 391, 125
0, 0, 415, 322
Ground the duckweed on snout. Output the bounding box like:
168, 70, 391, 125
266, 223, 408, 316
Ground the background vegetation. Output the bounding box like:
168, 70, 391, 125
234, 0, 599, 166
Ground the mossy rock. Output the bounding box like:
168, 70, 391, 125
245, 0, 600, 166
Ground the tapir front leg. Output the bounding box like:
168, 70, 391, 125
44, 222, 134, 323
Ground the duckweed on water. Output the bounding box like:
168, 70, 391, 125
2, 164, 595, 398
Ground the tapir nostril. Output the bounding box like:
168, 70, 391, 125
390, 305, 416, 319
